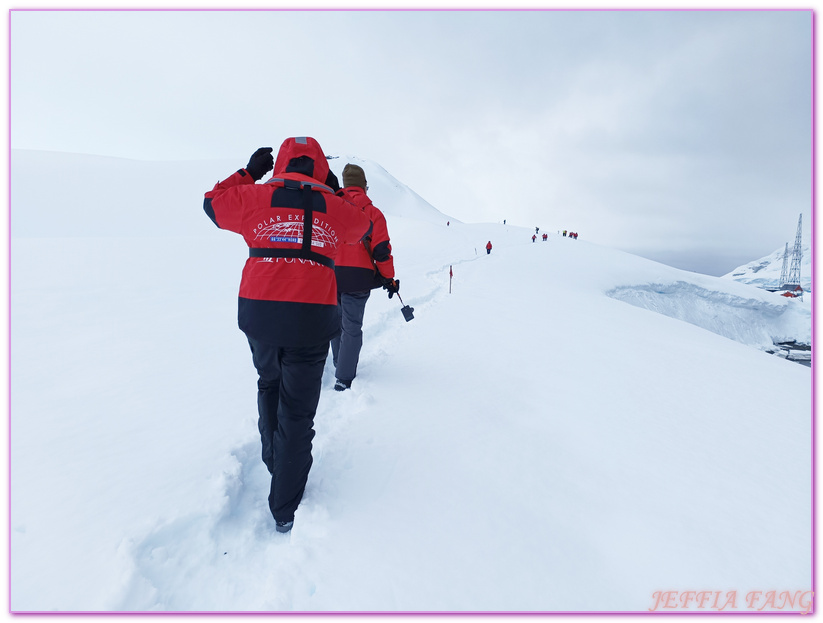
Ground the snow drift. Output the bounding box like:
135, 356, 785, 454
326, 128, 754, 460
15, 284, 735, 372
607, 280, 809, 350
10, 149, 813, 613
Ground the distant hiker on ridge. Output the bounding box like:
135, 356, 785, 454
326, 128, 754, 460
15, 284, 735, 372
203, 137, 372, 534
486, 240, 493, 255
331, 163, 399, 392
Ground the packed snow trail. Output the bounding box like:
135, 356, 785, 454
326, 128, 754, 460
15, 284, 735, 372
111, 226, 497, 610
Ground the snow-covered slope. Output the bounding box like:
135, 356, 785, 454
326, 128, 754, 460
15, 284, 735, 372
10, 150, 813, 613
723, 241, 812, 294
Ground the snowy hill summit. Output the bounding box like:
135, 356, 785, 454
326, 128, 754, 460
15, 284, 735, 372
10, 149, 812, 612
326, 154, 450, 225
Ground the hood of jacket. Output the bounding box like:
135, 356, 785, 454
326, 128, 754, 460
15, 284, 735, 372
340, 186, 373, 209
272, 136, 330, 184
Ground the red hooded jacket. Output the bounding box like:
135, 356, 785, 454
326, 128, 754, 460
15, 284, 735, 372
204, 137, 372, 346
334, 186, 395, 293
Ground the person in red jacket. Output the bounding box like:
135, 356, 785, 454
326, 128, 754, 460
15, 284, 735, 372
204, 137, 372, 533
486, 240, 493, 255
331, 163, 398, 391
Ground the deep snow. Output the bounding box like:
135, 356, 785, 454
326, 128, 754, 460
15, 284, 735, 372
9, 150, 813, 613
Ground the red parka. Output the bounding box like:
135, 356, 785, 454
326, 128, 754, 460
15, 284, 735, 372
204, 137, 372, 346
334, 186, 395, 293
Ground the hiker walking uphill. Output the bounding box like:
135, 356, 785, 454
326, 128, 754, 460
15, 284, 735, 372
203, 137, 372, 534
331, 163, 399, 392
486, 241, 493, 255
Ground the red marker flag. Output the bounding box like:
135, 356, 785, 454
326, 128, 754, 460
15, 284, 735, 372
449, 265, 453, 294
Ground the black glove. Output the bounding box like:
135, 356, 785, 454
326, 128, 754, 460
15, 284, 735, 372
246, 147, 274, 181
381, 277, 400, 298
326, 170, 340, 192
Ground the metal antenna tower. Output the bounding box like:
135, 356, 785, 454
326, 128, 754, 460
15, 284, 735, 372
786, 213, 803, 289
779, 242, 789, 287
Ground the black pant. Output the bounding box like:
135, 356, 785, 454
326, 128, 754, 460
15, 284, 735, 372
247, 337, 329, 523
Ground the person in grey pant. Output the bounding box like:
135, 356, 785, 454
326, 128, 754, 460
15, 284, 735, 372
331, 290, 370, 387
331, 164, 399, 391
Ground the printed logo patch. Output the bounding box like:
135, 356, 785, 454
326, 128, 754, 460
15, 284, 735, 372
253, 217, 339, 249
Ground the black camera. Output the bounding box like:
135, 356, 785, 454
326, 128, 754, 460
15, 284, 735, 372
401, 305, 415, 322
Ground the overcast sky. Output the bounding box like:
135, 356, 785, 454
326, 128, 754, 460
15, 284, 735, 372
10, 8, 813, 275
